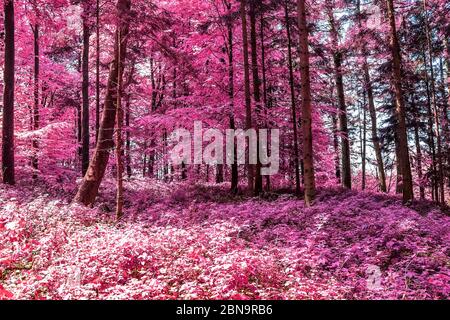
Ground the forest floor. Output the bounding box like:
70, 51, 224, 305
0, 179, 449, 300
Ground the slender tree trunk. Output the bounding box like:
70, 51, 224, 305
226, 3, 238, 194
332, 112, 341, 183
327, 5, 351, 189
32, 23, 40, 180
412, 92, 425, 199
81, 2, 90, 176
240, 0, 254, 193
115, 29, 124, 219
297, 0, 316, 206
125, 88, 132, 178
2, 0, 15, 185
284, 2, 300, 196
364, 62, 387, 192
360, 100, 366, 190
249, 1, 262, 195
422, 49, 438, 201
74, 0, 131, 206
394, 127, 403, 194
386, 0, 414, 203
260, 13, 270, 192
423, 0, 444, 205
95, 0, 100, 143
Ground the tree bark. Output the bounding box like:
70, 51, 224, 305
284, 2, 301, 196
327, 4, 351, 189
260, 13, 270, 192
423, 0, 444, 205
364, 63, 387, 192
297, 0, 316, 206
386, 0, 414, 203
422, 49, 438, 201
225, 1, 238, 194
2, 0, 15, 185
74, 0, 131, 206
81, 1, 90, 176
249, 0, 262, 195
115, 29, 124, 219
32, 23, 40, 180
411, 92, 425, 199
240, 0, 254, 193
359, 100, 366, 190
95, 0, 101, 143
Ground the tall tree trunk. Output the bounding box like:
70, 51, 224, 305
332, 113, 341, 183
2, 0, 15, 185
364, 63, 387, 192
115, 29, 124, 219
284, 2, 301, 196
32, 23, 40, 180
359, 100, 366, 190
356, 0, 386, 192
81, 2, 90, 176
260, 13, 270, 192
423, 0, 444, 205
240, 0, 254, 193
74, 0, 131, 206
95, 0, 100, 143
327, 4, 351, 189
422, 49, 438, 201
297, 0, 316, 206
249, 1, 262, 195
412, 92, 425, 199
125, 87, 132, 178
386, 0, 414, 203
225, 2, 238, 194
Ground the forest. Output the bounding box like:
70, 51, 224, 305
0, 0, 449, 300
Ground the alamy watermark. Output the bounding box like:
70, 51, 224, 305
168, 121, 280, 176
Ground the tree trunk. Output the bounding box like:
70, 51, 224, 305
240, 0, 254, 193
2, 0, 15, 185
422, 49, 438, 201
225, 2, 238, 194
81, 2, 90, 176
297, 0, 316, 206
364, 61, 387, 192
32, 23, 40, 180
74, 0, 131, 206
386, 0, 414, 203
249, 1, 262, 195
327, 5, 351, 189
95, 0, 101, 143
411, 92, 425, 199
423, 0, 444, 205
284, 2, 301, 196
360, 100, 366, 190
125, 88, 132, 178
260, 13, 270, 192
115, 29, 124, 219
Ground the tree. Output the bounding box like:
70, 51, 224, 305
355, 0, 387, 192
81, 0, 90, 176
32, 20, 40, 180
240, 0, 254, 194
2, 0, 15, 185
326, 1, 351, 189
249, 0, 262, 195
116, 29, 124, 219
386, 0, 413, 203
95, 0, 101, 143
74, 0, 131, 206
284, 0, 301, 196
297, 0, 315, 206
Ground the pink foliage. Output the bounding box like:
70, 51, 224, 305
0, 182, 448, 300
